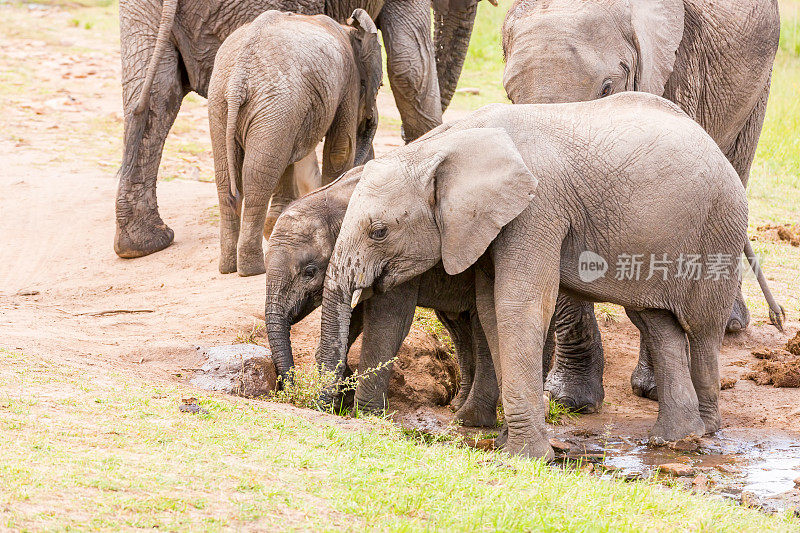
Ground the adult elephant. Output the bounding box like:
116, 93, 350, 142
501, 0, 784, 406
115, 0, 485, 258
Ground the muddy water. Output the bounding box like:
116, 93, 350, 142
591, 429, 800, 513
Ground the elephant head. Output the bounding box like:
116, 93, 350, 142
264, 168, 362, 382
316, 127, 537, 394
347, 9, 382, 165
502, 0, 684, 103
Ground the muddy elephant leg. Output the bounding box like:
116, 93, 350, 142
544, 294, 605, 413
210, 99, 241, 274
353, 279, 419, 413
687, 331, 723, 434
116, 11, 185, 258
454, 311, 500, 428
436, 311, 475, 412
378, 0, 443, 142
627, 309, 705, 443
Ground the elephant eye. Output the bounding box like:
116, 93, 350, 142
600, 80, 613, 98
369, 223, 388, 241
302, 264, 318, 279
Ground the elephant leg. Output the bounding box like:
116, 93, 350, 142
116, 12, 184, 258
210, 97, 241, 274
353, 279, 419, 413
263, 164, 299, 240
436, 311, 475, 412
629, 334, 658, 401
544, 294, 605, 413
454, 311, 500, 428
378, 0, 442, 142
238, 140, 287, 277
293, 150, 322, 194
627, 309, 705, 443
263, 151, 321, 239
687, 331, 723, 435
724, 77, 771, 333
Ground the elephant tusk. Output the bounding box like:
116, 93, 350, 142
351, 289, 363, 309
351, 286, 375, 308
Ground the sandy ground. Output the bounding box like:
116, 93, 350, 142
1, 3, 798, 454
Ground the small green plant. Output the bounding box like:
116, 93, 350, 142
545, 399, 579, 426
235, 321, 266, 346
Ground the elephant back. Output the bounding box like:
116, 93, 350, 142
325, 0, 383, 24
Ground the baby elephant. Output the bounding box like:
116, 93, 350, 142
317, 93, 748, 459
208, 9, 382, 276
263, 169, 500, 427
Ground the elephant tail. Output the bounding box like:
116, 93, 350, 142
120, 0, 179, 179
224, 86, 243, 204
134, 0, 179, 115
744, 239, 785, 331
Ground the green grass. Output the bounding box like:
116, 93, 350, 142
2, 348, 797, 530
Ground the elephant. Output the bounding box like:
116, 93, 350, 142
264, 168, 500, 426
115, 0, 486, 259
316, 94, 748, 458
208, 9, 382, 276
501, 0, 784, 405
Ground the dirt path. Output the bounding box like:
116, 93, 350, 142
1, 2, 798, 458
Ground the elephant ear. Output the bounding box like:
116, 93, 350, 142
348, 9, 382, 113
630, 0, 685, 95
419, 128, 539, 275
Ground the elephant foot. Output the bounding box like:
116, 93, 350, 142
114, 213, 174, 258
545, 363, 604, 413
501, 434, 554, 460
237, 249, 266, 277
353, 396, 387, 416
630, 362, 658, 401
648, 414, 705, 445
453, 399, 497, 428
726, 296, 750, 333
699, 407, 721, 435
219, 252, 237, 274
449, 386, 472, 413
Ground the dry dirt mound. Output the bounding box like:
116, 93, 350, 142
746, 345, 800, 388
756, 223, 800, 246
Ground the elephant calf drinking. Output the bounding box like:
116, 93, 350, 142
317, 93, 749, 459
208, 9, 382, 276
264, 169, 500, 426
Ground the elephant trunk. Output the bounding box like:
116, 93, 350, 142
317, 277, 355, 404
265, 272, 295, 385
354, 113, 378, 166
433, 1, 479, 112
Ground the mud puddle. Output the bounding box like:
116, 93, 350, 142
573, 429, 800, 514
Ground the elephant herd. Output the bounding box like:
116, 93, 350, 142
117, 0, 786, 459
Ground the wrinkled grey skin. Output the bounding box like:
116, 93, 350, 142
264, 168, 500, 426
501, 0, 783, 405
116, 0, 483, 259
208, 10, 381, 276
318, 95, 748, 459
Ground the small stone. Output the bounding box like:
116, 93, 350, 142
657, 463, 695, 477
720, 377, 737, 390
580, 463, 594, 474
549, 438, 571, 453
16, 289, 39, 296
472, 438, 494, 452
191, 344, 276, 397
794, 476, 800, 488
669, 438, 700, 452
740, 491, 760, 509
716, 463, 741, 474
692, 473, 709, 492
